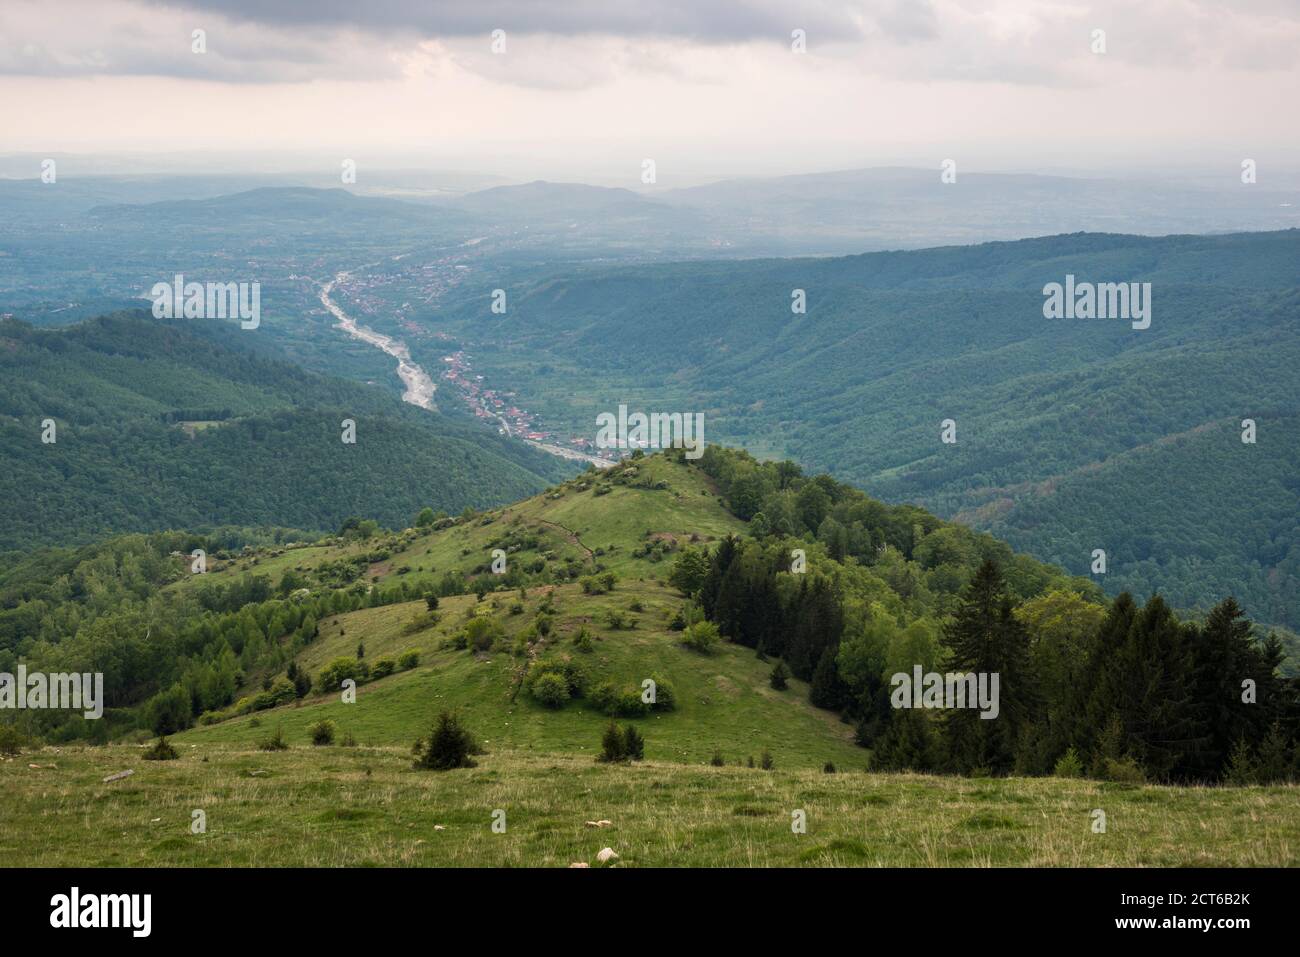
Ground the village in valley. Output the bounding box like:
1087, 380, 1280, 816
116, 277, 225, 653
439, 350, 616, 466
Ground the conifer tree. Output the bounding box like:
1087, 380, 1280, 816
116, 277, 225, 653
599, 721, 625, 762
622, 724, 645, 761
942, 560, 1035, 774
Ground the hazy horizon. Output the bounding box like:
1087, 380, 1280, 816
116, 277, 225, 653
2, 0, 1297, 187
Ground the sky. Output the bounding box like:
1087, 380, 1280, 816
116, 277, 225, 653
1, 0, 1297, 183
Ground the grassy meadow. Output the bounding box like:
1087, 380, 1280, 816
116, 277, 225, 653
3, 745, 1296, 867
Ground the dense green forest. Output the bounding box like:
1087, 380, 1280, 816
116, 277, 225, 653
678, 447, 1299, 784
420, 229, 1300, 629
0, 313, 573, 549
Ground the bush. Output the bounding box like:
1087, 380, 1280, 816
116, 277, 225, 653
647, 675, 676, 712
573, 627, 595, 653
317, 657, 359, 692
1098, 756, 1146, 784
258, 725, 289, 751
413, 711, 478, 770
462, 616, 504, 652
615, 689, 650, 718
402, 611, 440, 635
823, 762, 836, 774
760, 750, 774, 770
1053, 747, 1084, 778
0, 724, 27, 756
370, 657, 396, 679
682, 620, 719, 653
710, 750, 725, 767
397, 649, 420, 670
143, 737, 179, 761
309, 719, 337, 746
769, 660, 790, 690
531, 672, 570, 709
590, 680, 620, 714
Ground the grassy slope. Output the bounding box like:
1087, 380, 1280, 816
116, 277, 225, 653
3, 747, 1295, 866
172, 455, 863, 768
171, 452, 742, 595
178, 584, 864, 770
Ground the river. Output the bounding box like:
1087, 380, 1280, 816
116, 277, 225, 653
319, 271, 437, 410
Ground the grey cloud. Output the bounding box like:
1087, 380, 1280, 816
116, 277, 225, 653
141, 0, 886, 43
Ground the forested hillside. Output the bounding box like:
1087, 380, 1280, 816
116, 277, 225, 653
419, 229, 1300, 629
0, 313, 573, 549
1, 449, 1294, 792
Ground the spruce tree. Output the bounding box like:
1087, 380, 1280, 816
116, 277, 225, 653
699, 535, 738, 620
599, 721, 625, 762
809, 647, 847, 711
941, 560, 1035, 774
622, 724, 645, 761
414, 711, 477, 771
1188, 597, 1279, 778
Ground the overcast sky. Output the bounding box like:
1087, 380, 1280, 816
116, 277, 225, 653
1, 0, 1296, 182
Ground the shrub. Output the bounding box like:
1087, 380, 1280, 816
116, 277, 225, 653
531, 672, 570, 709
258, 725, 289, 751
682, 620, 719, 653
317, 657, 359, 692
143, 737, 179, 761
413, 711, 478, 770
370, 657, 396, 680
1053, 747, 1084, 778
615, 689, 650, 718
397, 649, 420, 670
760, 750, 774, 770
509, 602, 525, 615
574, 628, 595, 653
823, 762, 836, 774
647, 675, 676, 712
710, 750, 725, 767
769, 660, 790, 690
463, 616, 504, 652
0, 724, 28, 756
1098, 756, 1146, 784
604, 610, 627, 630
402, 611, 440, 635
590, 680, 620, 715
309, 719, 337, 746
